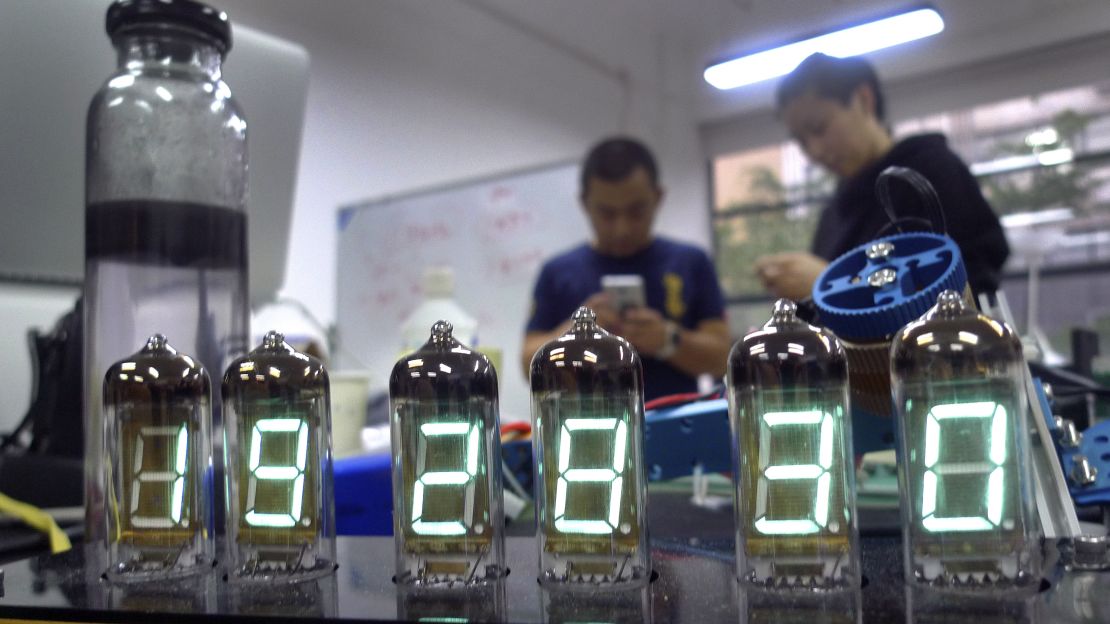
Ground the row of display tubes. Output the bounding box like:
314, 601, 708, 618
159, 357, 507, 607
99, 288, 1041, 598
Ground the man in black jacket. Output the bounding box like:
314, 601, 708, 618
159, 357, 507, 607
756, 53, 1009, 299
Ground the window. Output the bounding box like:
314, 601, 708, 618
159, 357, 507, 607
711, 81, 1110, 359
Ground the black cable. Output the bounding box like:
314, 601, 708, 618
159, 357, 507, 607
874, 216, 937, 239
875, 166, 948, 235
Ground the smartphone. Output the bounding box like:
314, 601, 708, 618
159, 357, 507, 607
601, 274, 646, 313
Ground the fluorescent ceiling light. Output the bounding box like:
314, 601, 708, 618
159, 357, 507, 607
704, 7, 945, 90
969, 148, 1073, 176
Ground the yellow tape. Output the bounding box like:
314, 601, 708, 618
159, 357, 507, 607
0, 491, 72, 554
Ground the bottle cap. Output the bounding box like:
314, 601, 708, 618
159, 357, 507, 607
107, 0, 233, 54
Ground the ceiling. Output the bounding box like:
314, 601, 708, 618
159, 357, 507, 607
218, 0, 1110, 125
460, 0, 1110, 123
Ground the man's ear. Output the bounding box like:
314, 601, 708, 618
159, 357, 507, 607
654, 185, 666, 207
851, 83, 879, 119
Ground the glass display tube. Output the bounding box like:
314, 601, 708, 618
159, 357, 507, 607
728, 299, 860, 590
102, 334, 213, 582
891, 290, 1040, 590
390, 320, 506, 586
222, 331, 336, 582
529, 306, 650, 588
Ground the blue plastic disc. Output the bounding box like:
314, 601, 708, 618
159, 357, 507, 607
812, 232, 967, 340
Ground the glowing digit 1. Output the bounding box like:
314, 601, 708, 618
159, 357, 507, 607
130, 424, 188, 529
553, 417, 627, 535
245, 418, 309, 528
411, 422, 480, 535
921, 401, 1007, 532
754, 410, 834, 536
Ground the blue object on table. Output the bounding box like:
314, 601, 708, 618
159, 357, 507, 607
643, 399, 732, 481
642, 397, 895, 483
501, 438, 534, 495
1075, 420, 1110, 505
333, 441, 535, 536
852, 406, 896, 456
334, 453, 393, 536
1033, 375, 1110, 506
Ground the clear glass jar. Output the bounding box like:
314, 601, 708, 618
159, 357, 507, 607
222, 331, 336, 583
84, 0, 248, 545
390, 321, 506, 586
101, 335, 213, 582
529, 307, 651, 588
891, 290, 1040, 590
728, 299, 860, 590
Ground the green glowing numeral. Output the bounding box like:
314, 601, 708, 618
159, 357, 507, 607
130, 424, 189, 529
245, 418, 308, 528
553, 417, 628, 535
754, 410, 834, 536
921, 401, 1007, 532
412, 422, 480, 536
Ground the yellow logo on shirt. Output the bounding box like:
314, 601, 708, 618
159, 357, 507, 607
663, 272, 685, 320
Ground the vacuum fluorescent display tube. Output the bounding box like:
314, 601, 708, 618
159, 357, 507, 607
390, 320, 506, 586
529, 306, 650, 587
891, 290, 1040, 590
728, 299, 860, 590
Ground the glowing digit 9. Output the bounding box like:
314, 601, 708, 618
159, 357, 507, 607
130, 424, 189, 528
244, 418, 309, 528
754, 410, 834, 536
554, 417, 628, 535
921, 401, 1008, 532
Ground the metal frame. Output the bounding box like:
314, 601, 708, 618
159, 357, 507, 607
981, 291, 1083, 538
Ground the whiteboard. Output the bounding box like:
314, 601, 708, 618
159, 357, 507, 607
335, 162, 590, 422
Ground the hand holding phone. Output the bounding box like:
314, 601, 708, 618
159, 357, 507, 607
601, 274, 646, 314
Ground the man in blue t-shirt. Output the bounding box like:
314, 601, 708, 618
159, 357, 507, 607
521, 137, 731, 400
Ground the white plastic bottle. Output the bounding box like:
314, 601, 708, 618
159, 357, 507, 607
401, 267, 478, 351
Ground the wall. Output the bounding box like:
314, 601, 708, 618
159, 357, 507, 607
0, 0, 710, 433
216, 0, 711, 331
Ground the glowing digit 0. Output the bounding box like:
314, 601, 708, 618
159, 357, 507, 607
411, 422, 480, 536
130, 423, 188, 529
754, 410, 834, 536
921, 401, 1007, 532
244, 418, 309, 528
553, 417, 627, 535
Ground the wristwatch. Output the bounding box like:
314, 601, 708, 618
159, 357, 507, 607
657, 320, 681, 360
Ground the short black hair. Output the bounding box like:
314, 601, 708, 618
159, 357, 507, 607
776, 53, 886, 121
580, 136, 659, 197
